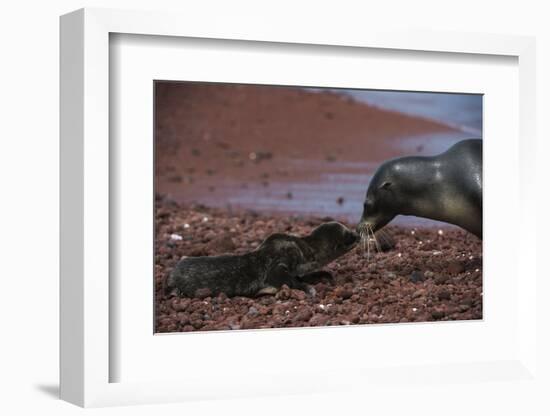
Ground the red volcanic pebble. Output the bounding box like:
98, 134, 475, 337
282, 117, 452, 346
155, 196, 483, 333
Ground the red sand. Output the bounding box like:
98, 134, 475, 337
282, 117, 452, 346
155, 82, 459, 204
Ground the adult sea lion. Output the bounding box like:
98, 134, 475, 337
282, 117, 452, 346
357, 139, 482, 238
165, 222, 359, 298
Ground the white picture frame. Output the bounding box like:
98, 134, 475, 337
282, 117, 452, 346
60, 7, 539, 408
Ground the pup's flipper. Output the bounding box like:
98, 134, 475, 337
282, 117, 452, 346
298, 270, 334, 285
265, 263, 309, 292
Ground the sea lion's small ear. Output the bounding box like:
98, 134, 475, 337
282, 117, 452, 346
380, 181, 392, 190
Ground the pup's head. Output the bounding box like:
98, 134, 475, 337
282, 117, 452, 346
304, 221, 359, 266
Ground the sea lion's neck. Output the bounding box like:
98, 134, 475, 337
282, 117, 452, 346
403, 160, 477, 230
397, 158, 439, 217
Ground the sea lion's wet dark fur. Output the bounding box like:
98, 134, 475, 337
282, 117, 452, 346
358, 139, 482, 238
165, 222, 359, 298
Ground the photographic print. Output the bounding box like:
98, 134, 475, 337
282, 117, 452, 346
154, 82, 482, 333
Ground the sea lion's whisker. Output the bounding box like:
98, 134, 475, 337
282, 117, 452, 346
374, 231, 382, 253
369, 228, 377, 257
360, 229, 369, 256
374, 230, 386, 245
379, 228, 393, 245
377, 228, 388, 239
376, 229, 391, 246
364, 230, 371, 260
367, 235, 370, 260
366, 227, 375, 256
368, 225, 382, 254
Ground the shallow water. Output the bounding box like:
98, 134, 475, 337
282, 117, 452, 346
186, 131, 473, 228
308, 88, 483, 137
343, 90, 483, 136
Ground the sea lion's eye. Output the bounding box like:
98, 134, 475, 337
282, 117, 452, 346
380, 181, 392, 190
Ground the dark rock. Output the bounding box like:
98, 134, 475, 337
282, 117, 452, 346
293, 308, 313, 323
290, 289, 306, 301
259, 296, 276, 306
412, 289, 427, 299
276, 285, 291, 300
190, 319, 203, 329
309, 314, 330, 326
437, 289, 451, 301
435, 275, 449, 285
458, 304, 471, 312
334, 287, 353, 300
448, 260, 465, 274
461, 297, 474, 306
205, 233, 236, 254
159, 317, 172, 326
431, 310, 446, 320
410, 270, 425, 283
194, 288, 212, 299
174, 299, 190, 312
240, 317, 256, 330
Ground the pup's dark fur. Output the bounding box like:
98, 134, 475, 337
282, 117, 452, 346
165, 222, 359, 298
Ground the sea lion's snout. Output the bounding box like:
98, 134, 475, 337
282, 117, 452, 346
356, 221, 375, 240
345, 229, 360, 246
358, 200, 378, 235
357, 213, 393, 235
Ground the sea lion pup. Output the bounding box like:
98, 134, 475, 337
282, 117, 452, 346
165, 222, 359, 298
357, 139, 482, 239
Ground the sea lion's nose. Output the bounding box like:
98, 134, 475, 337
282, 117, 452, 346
346, 230, 359, 245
